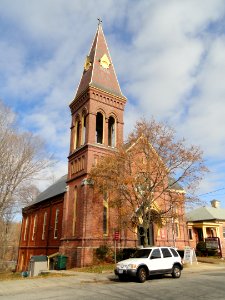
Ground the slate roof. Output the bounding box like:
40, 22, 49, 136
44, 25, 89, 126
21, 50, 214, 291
74, 24, 126, 99
25, 174, 67, 208
186, 206, 225, 222
168, 177, 184, 191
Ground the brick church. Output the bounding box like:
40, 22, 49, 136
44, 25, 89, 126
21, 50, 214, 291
17, 23, 189, 271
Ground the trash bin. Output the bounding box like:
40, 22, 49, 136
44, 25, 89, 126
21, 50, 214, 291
55, 255, 67, 270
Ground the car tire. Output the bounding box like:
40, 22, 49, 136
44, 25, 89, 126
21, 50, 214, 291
172, 265, 181, 278
137, 267, 147, 283
118, 275, 125, 281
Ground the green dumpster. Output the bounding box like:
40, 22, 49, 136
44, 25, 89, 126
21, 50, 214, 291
55, 255, 67, 270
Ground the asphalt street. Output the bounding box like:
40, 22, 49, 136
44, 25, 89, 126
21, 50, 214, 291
0, 263, 225, 300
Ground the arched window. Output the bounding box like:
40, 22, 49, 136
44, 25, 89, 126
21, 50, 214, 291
42, 212, 47, 240
96, 112, 104, 144
20, 253, 24, 271
23, 217, 29, 241
82, 113, 87, 145
73, 187, 77, 236
76, 120, 80, 148
108, 116, 116, 147
54, 209, 59, 239
32, 215, 37, 241
74, 118, 81, 149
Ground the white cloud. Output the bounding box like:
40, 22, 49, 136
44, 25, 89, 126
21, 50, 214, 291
1, 0, 225, 205
178, 36, 225, 157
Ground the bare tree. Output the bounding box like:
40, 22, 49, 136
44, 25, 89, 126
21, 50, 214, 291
90, 118, 208, 246
0, 100, 53, 219
0, 219, 21, 270
0, 101, 54, 266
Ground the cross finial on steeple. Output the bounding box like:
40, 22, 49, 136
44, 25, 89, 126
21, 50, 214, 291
97, 18, 102, 26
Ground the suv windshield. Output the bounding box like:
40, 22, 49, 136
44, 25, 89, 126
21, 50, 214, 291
133, 249, 152, 258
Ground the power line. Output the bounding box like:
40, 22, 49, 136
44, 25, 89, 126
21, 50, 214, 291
198, 187, 225, 197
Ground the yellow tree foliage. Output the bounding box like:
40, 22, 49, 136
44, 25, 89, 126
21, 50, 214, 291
90, 118, 208, 246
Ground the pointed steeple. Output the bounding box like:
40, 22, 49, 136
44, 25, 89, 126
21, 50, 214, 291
75, 22, 125, 99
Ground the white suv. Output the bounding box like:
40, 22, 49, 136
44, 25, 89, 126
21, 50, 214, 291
115, 246, 183, 283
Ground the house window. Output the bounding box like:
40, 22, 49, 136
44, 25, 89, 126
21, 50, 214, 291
188, 228, 193, 240
23, 217, 29, 241
42, 212, 47, 240
73, 188, 77, 236
32, 215, 37, 241
210, 228, 216, 237
108, 116, 116, 147
54, 209, 59, 239
96, 112, 103, 144
223, 227, 225, 239
103, 191, 108, 235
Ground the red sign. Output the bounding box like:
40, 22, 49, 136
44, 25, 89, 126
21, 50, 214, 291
114, 231, 120, 241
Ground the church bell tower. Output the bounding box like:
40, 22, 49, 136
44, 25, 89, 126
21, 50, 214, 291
60, 21, 128, 267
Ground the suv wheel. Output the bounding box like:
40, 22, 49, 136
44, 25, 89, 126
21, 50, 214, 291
118, 275, 126, 281
172, 265, 181, 278
137, 267, 147, 283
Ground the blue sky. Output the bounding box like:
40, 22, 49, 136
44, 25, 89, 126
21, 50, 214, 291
1, 0, 225, 207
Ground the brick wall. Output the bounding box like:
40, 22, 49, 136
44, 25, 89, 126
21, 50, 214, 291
17, 194, 64, 272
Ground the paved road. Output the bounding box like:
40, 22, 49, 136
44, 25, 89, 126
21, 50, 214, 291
0, 264, 225, 300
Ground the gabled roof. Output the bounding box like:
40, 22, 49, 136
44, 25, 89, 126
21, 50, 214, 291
125, 135, 184, 192
24, 174, 67, 208
168, 177, 184, 192
74, 23, 126, 99
186, 206, 225, 222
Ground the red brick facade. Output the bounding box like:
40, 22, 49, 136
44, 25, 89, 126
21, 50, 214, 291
17, 24, 189, 272
17, 194, 64, 271
60, 25, 131, 266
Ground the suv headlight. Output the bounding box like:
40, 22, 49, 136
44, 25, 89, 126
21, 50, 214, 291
127, 264, 138, 270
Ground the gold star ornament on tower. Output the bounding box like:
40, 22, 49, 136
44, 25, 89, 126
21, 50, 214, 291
99, 53, 111, 69
84, 56, 92, 71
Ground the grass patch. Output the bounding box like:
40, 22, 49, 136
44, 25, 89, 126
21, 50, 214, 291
38, 272, 73, 278
72, 263, 115, 273
0, 271, 72, 281
0, 272, 23, 281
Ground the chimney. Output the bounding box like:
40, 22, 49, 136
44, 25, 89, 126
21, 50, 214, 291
210, 199, 220, 208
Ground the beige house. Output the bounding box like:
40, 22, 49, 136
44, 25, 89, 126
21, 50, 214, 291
186, 200, 225, 257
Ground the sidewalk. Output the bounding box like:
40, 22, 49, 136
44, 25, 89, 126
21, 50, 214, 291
183, 261, 225, 272
0, 270, 116, 296
0, 262, 224, 296
197, 256, 225, 264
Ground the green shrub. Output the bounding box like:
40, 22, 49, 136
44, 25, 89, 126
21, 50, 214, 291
116, 250, 124, 262
95, 245, 109, 261
196, 241, 206, 256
